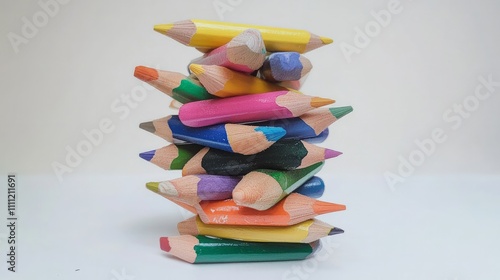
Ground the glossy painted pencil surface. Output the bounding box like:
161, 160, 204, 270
196, 193, 346, 226
182, 140, 340, 176
160, 235, 320, 263
145, 175, 326, 206
178, 216, 343, 243
139, 144, 203, 170
259, 52, 312, 82
179, 90, 334, 127
189, 29, 266, 73
140, 115, 285, 155
252, 106, 353, 139
189, 64, 285, 97
303, 128, 329, 144
134, 66, 213, 103
232, 162, 324, 210
154, 19, 333, 53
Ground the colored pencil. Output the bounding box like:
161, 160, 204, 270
179, 90, 335, 127
160, 235, 320, 263
134, 66, 213, 103
252, 106, 353, 139
182, 140, 340, 176
139, 115, 285, 155
259, 52, 312, 82
178, 216, 343, 243
189, 64, 286, 97
139, 143, 203, 170
145, 175, 326, 206
304, 128, 329, 144
232, 162, 324, 210
196, 193, 346, 226
154, 19, 333, 53
189, 29, 266, 74
145, 183, 197, 214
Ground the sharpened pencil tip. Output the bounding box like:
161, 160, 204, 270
139, 150, 155, 161
324, 149, 342, 159
330, 106, 353, 119
189, 64, 204, 75
254, 127, 286, 142
159, 237, 171, 252
329, 227, 344, 236
146, 182, 159, 193
310, 97, 335, 108
320, 36, 334, 45
153, 24, 174, 34
139, 121, 156, 134
134, 66, 158, 81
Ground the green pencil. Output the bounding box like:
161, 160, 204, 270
160, 235, 320, 263
233, 162, 324, 210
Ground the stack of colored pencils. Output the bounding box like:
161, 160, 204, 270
137, 19, 353, 264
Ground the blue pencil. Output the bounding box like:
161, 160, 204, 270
259, 52, 313, 82
139, 115, 285, 155
303, 128, 329, 144
252, 106, 353, 140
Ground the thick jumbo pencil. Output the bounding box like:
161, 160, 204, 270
233, 162, 324, 210
179, 90, 334, 127
252, 106, 353, 139
145, 183, 197, 214
145, 175, 326, 206
189, 29, 266, 74
182, 140, 340, 176
304, 128, 329, 144
134, 66, 213, 103
160, 235, 320, 263
140, 115, 285, 155
196, 193, 346, 226
154, 19, 333, 53
139, 144, 203, 170
178, 216, 343, 243
259, 52, 312, 82
189, 64, 285, 97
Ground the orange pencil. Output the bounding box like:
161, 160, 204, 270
189, 64, 286, 97
196, 193, 346, 226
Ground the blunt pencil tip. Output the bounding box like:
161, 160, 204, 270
189, 64, 204, 75
330, 106, 353, 119
310, 97, 335, 108
154, 24, 174, 34
146, 182, 159, 193
139, 121, 156, 134
255, 127, 286, 142
159, 237, 171, 252
320, 36, 333, 44
139, 150, 155, 161
134, 66, 158, 81
329, 227, 344, 236
324, 149, 342, 159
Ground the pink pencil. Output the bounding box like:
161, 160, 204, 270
178, 91, 335, 127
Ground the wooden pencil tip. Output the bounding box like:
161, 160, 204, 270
189, 64, 204, 75
153, 24, 174, 34
320, 36, 334, 45
310, 97, 335, 108
139, 150, 155, 161
139, 121, 156, 134
329, 227, 344, 236
134, 66, 158, 81
232, 189, 245, 204
324, 149, 342, 159
146, 182, 159, 193
159, 237, 171, 252
329, 106, 353, 119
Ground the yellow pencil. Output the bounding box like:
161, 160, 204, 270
154, 19, 333, 53
178, 216, 343, 243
